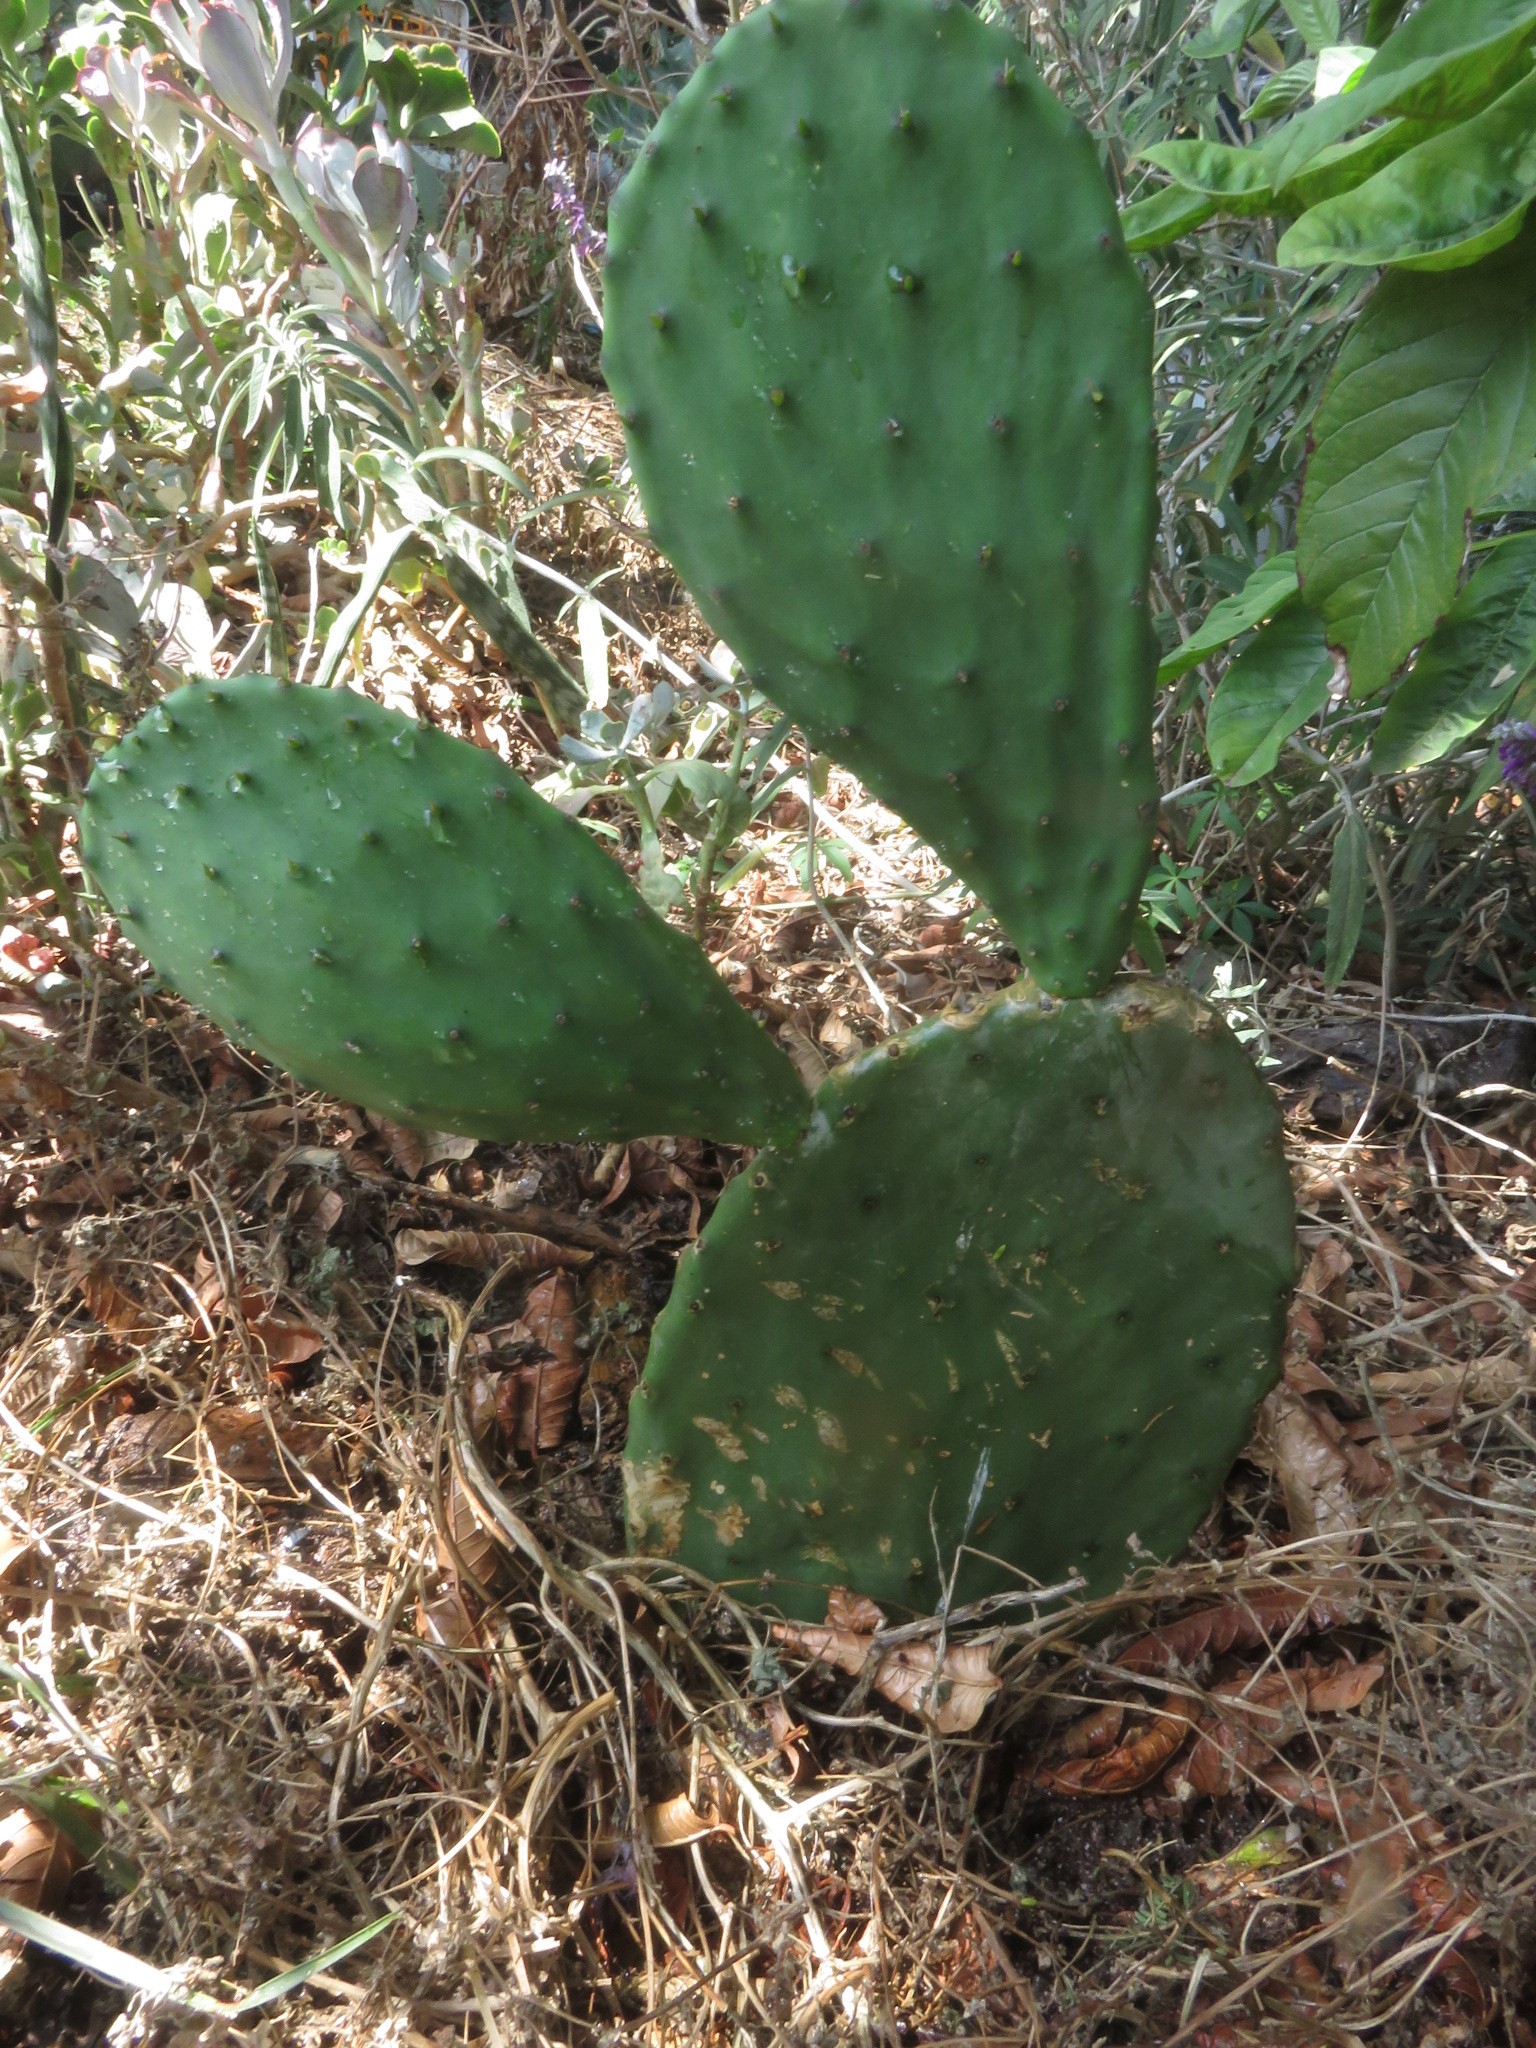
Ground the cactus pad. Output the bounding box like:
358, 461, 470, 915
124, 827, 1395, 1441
80, 679, 807, 1144
625, 982, 1294, 1618
603, 0, 1158, 996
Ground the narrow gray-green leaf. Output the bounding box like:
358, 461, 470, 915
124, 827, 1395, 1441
1206, 606, 1335, 784
1158, 552, 1300, 685
1279, 65, 1536, 268
1324, 813, 1369, 987
1297, 220, 1536, 696
313, 525, 419, 691
1372, 532, 1536, 769
0, 93, 72, 597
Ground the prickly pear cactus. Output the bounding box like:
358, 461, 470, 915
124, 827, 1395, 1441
625, 981, 1294, 1619
603, 0, 1158, 997
79, 679, 806, 1145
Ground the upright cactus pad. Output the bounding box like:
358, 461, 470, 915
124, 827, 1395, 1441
625, 982, 1294, 1618
79, 679, 807, 1144
603, 0, 1158, 997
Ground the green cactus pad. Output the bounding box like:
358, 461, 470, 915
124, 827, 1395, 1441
79, 679, 807, 1145
625, 981, 1294, 1618
603, 0, 1158, 997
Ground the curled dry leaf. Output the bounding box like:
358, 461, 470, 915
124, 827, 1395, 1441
1039, 1701, 1126, 1764
101, 1404, 336, 1490
1174, 1660, 1385, 1800
498, 1272, 585, 1455
0, 1804, 81, 1917
393, 1228, 592, 1274
1257, 1386, 1364, 1561
72, 1262, 159, 1342
190, 1255, 325, 1365
1034, 1709, 1194, 1795
643, 1790, 732, 1849
771, 1591, 1001, 1734
1115, 1587, 1357, 1673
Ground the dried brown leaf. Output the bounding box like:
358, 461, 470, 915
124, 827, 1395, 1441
72, 1263, 158, 1341
1041, 1702, 1127, 1763
1116, 1588, 1355, 1673
770, 1610, 1000, 1733
393, 1228, 591, 1274
0, 1805, 80, 1915
102, 1404, 335, 1490
643, 1791, 729, 1848
1035, 1709, 1194, 1795
1257, 1387, 1363, 1558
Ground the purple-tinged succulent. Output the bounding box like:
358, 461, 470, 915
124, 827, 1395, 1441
150, 0, 292, 148
1496, 721, 1536, 801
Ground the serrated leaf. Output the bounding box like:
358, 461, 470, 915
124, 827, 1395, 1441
1297, 221, 1536, 696
1372, 532, 1536, 769
1120, 183, 1216, 250
1207, 607, 1335, 784
1279, 66, 1536, 268
1249, 59, 1316, 120
1324, 813, 1369, 987
1159, 553, 1300, 685
1283, 0, 1341, 53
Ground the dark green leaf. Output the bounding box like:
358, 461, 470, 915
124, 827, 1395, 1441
1206, 606, 1335, 784
1372, 532, 1536, 769
1120, 183, 1217, 250
1140, 137, 1274, 212
1283, 0, 1340, 52
1324, 813, 1369, 987
1265, 0, 1536, 191
1297, 220, 1536, 696
0, 91, 72, 598
1158, 552, 1300, 685
1279, 65, 1536, 267
1188, 0, 1264, 58
1250, 59, 1317, 121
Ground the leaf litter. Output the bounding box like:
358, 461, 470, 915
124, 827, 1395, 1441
0, 426, 1533, 2048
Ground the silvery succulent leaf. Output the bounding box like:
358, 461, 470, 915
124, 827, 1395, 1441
77, 46, 187, 164
150, 0, 291, 144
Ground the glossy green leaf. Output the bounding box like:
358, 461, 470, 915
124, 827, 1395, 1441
1120, 183, 1216, 250
1265, 0, 1536, 191
1278, 116, 1451, 212
1206, 606, 1334, 784
1279, 66, 1536, 268
1158, 552, 1300, 685
1324, 813, 1369, 987
1372, 533, 1536, 769
1283, 0, 1341, 53
1250, 59, 1316, 121
1357, 0, 1536, 118
1188, 0, 1263, 59
1140, 137, 1274, 212
1315, 44, 1373, 95
1298, 220, 1536, 696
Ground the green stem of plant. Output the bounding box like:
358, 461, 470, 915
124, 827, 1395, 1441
692, 701, 749, 942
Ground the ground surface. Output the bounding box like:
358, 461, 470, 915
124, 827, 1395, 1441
0, 365, 1534, 2048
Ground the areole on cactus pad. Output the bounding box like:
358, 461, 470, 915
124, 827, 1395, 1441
78, 678, 807, 1146
602, 0, 1159, 999
74, 0, 1297, 1634
625, 980, 1295, 1620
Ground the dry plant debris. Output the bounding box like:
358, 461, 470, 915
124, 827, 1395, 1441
1, 387, 1535, 2048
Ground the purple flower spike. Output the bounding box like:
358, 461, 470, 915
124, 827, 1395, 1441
1496, 720, 1536, 800
544, 157, 605, 263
